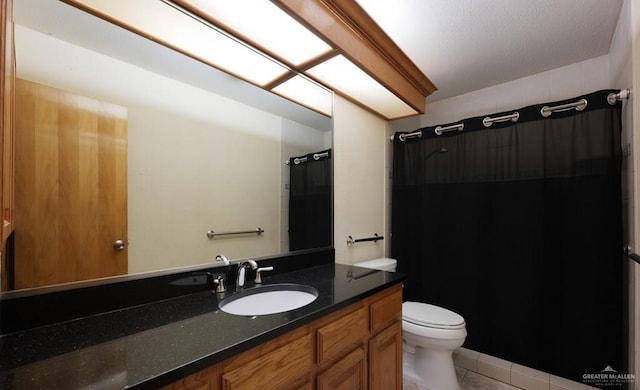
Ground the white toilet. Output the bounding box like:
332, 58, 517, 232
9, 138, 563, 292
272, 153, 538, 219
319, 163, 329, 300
353, 258, 467, 390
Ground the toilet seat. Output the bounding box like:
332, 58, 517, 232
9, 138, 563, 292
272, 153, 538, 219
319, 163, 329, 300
403, 302, 465, 329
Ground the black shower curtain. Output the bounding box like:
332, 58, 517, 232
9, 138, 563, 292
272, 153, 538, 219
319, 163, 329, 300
288, 149, 332, 251
392, 90, 623, 384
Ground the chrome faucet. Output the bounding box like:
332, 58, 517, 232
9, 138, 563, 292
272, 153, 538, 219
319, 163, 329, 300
215, 254, 230, 265
236, 260, 258, 287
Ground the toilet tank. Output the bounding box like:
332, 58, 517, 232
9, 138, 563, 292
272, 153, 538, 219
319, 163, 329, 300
353, 258, 397, 272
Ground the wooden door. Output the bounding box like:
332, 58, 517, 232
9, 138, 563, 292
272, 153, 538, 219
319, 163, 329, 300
1, 0, 15, 290
1, 0, 14, 241
14, 79, 127, 289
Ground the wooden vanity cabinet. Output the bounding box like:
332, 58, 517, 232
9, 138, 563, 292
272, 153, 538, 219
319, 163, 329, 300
162, 283, 403, 390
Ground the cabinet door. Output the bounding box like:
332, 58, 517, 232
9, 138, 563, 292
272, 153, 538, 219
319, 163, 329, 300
222, 334, 313, 390
317, 346, 367, 390
369, 321, 402, 390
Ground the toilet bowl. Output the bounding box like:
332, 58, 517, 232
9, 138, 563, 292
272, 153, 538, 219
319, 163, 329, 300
402, 302, 466, 390
353, 258, 467, 390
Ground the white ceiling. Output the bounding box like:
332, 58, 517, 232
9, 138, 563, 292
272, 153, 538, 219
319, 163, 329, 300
356, 0, 624, 102
13, 1, 624, 117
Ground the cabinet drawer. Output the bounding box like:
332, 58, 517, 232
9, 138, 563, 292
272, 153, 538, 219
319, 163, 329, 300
222, 334, 313, 390
317, 306, 368, 365
370, 287, 402, 334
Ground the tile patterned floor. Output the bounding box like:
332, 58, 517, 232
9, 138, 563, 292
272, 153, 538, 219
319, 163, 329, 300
403, 366, 522, 390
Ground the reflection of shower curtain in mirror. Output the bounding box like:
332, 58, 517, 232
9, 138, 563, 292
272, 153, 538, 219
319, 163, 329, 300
288, 149, 332, 251
392, 90, 623, 384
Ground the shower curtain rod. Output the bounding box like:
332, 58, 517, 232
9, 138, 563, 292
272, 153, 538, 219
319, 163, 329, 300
483, 112, 519, 127
435, 123, 464, 135
390, 88, 631, 142
609, 88, 631, 104
397, 130, 422, 141
540, 99, 587, 117
285, 151, 329, 165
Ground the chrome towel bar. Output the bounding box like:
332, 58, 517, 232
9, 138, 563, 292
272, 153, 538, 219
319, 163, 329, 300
347, 233, 384, 246
207, 228, 264, 239
625, 246, 640, 265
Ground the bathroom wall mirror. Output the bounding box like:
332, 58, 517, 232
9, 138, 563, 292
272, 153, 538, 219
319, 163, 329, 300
4, 0, 333, 292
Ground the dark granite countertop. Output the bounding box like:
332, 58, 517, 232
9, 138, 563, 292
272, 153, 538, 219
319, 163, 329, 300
0, 263, 404, 389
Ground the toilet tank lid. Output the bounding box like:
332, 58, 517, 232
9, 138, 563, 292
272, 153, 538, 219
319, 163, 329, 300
402, 302, 465, 328
353, 258, 397, 271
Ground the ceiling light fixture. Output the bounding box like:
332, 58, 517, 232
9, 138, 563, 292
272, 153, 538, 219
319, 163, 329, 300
62, 0, 436, 119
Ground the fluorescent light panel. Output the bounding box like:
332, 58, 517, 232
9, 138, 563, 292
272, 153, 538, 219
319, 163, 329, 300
272, 75, 333, 116
306, 55, 418, 118
73, 0, 288, 86
183, 0, 332, 66
69, 0, 338, 116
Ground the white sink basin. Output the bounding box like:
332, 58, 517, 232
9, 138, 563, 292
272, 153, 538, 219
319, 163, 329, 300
219, 283, 318, 316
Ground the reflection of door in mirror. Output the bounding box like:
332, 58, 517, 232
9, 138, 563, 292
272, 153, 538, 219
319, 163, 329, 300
13, 79, 127, 289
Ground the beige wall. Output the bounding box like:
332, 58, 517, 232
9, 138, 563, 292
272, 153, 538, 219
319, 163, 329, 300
127, 106, 281, 273
15, 25, 287, 273
333, 95, 387, 264
627, 0, 640, 381
609, 0, 636, 378
412, 55, 610, 130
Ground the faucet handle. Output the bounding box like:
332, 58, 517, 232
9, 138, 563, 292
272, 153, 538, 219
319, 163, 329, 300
213, 275, 226, 293
254, 266, 274, 284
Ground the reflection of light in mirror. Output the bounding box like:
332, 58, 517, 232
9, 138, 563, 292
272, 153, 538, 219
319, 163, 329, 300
272, 75, 333, 117
68, 0, 288, 86
15, 25, 280, 141
181, 0, 333, 66
306, 54, 418, 119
